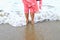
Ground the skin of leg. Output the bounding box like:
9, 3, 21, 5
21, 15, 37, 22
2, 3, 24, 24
29, 6, 35, 24
25, 13, 29, 24
30, 12, 35, 24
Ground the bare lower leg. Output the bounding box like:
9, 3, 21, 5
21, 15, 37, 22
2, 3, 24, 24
30, 12, 34, 24
25, 13, 29, 24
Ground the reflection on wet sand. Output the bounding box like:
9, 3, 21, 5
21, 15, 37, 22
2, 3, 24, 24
25, 24, 36, 40
25, 23, 44, 40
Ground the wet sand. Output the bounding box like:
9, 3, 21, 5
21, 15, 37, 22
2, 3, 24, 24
0, 21, 60, 40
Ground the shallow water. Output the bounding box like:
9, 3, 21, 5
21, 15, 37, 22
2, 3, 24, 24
0, 21, 60, 40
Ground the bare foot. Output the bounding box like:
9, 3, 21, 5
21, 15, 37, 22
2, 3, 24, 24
26, 20, 29, 25
31, 20, 34, 25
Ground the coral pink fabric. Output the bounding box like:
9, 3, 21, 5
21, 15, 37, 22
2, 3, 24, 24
23, 0, 42, 13
23, 0, 38, 13
23, 0, 37, 7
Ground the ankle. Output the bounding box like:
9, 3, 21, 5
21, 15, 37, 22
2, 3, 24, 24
31, 20, 34, 24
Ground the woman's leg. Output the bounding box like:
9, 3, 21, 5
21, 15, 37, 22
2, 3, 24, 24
30, 12, 35, 24
25, 13, 29, 24
24, 4, 29, 24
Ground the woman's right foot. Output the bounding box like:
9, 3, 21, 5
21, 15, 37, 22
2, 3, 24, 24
26, 20, 29, 25
31, 20, 34, 25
